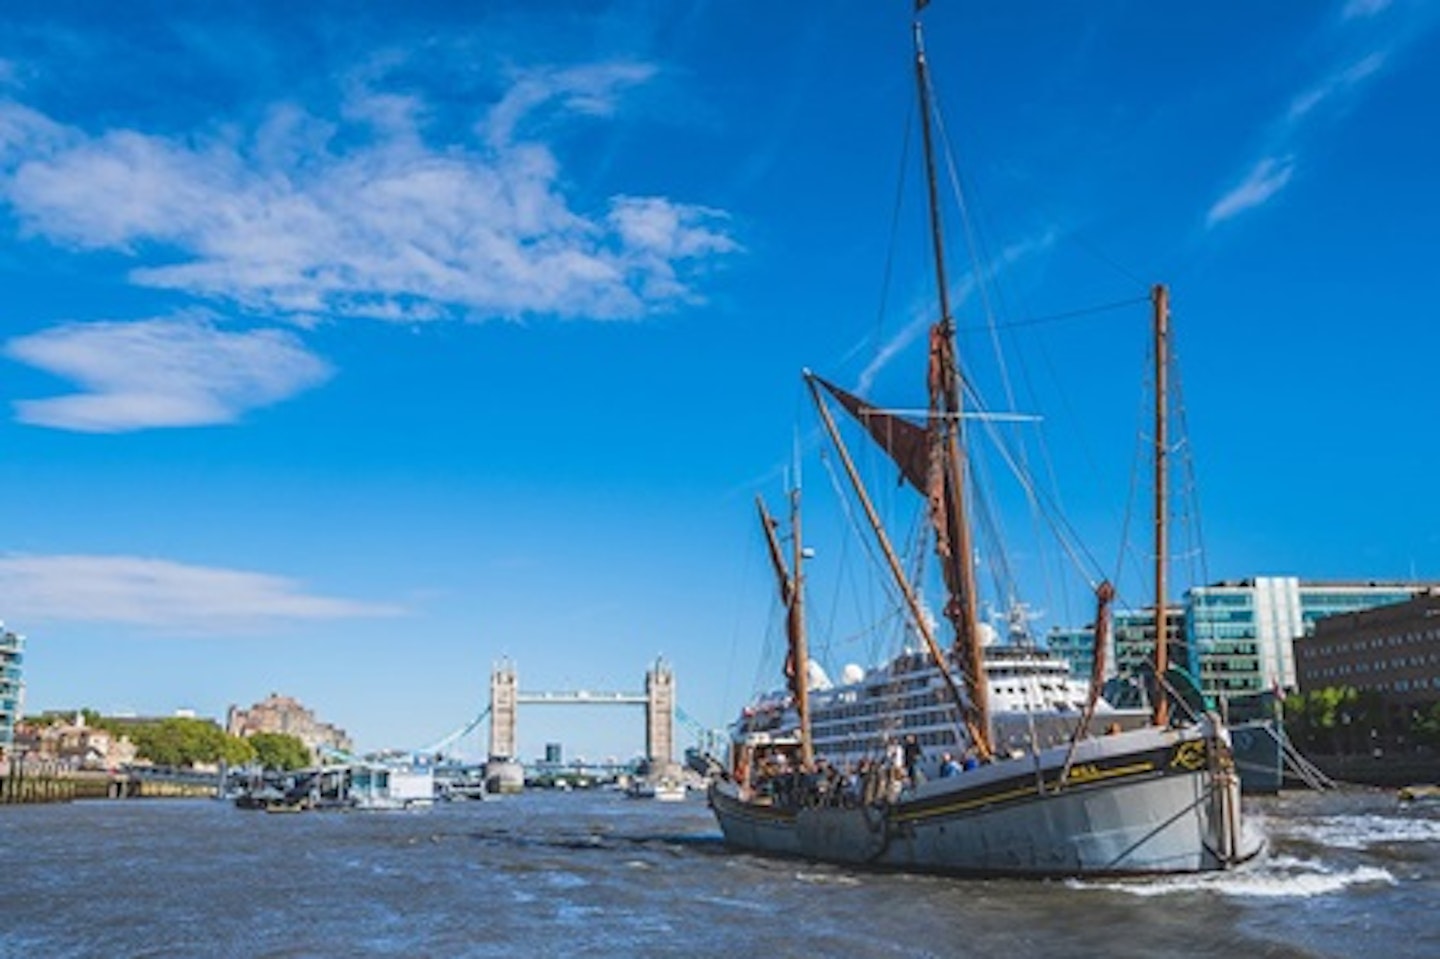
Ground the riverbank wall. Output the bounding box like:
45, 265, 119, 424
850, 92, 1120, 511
1, 770, 216, 805
1311, 753, 1440, 788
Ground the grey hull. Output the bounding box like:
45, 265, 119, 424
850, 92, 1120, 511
710, 722, 1251, 877
1231, 718, 1285, 794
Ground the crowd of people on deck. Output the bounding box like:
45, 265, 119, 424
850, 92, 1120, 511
739, 733, 983, 809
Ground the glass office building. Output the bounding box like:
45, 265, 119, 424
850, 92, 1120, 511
1188, 578, 1423, 700
1046, 578, 1429, 704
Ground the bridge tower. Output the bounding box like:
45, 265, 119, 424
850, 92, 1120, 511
645, 658, 675, 768
489, 659, 518, 760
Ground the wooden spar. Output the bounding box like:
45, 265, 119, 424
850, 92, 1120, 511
1057, 579, 1116, 788
914, 22, 955, 335
913, 20, 992, 756
1085, 580, 1116, 725
804, 373, 989, 757
756, 494, 813, 771
787, 484, 813, 771
1152, 283, 1171, 727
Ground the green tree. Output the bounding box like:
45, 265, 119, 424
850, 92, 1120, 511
248, 732, 311, 771
130, 717, 231, 767
221, 735, 257, 767
1413, 702, 1440, 748
1283, 686, 1369, 754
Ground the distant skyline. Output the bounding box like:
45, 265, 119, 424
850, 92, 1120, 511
2, 1, 1438, 760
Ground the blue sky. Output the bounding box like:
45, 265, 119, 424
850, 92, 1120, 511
2, 0, 1437, 761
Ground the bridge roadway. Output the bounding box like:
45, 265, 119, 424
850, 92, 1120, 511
515, 690, 648, 705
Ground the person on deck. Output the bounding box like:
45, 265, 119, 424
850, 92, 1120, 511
902, 734, 925, 786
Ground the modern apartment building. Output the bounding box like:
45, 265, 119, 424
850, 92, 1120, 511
0, 624, 23, 757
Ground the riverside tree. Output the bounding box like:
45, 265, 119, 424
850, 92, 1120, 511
129, 717, 255, 768
248, 732, 311, 771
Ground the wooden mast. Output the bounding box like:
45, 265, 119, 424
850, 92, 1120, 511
913, 18, 992, 758
1152, 283, 1171, 727
756, 493, 814, 770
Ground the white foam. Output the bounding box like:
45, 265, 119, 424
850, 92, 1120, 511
1276, 814, 1440, 850
1068, 855, 1396, 899
793, 871, 861, 886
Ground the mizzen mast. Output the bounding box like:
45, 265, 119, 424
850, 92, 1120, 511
757, 491, 814, 771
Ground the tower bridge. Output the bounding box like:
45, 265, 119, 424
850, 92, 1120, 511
487, 658, 675, 783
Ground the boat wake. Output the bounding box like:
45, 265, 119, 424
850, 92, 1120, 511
1066, 854, 1395, 899
1268, 813, 1440, 851
793, 871, 862, 887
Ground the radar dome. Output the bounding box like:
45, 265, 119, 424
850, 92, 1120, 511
841, 663, 865, 685
977, 622, 1000, 647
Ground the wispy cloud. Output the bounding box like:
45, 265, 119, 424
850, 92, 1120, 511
485, 62, 657, 148
1343, 0, 1393, 21
0, 59, 736, 324
0, 101, 65, 164
1204, 6, 1414, 229
1206, 156, 1296, 227
854, 230, 1054, 394
0, 554, 403, 632
1286, 51, 1388, 121
4, 313, 332, 433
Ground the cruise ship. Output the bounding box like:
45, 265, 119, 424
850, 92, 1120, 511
731, 641, 1151, 780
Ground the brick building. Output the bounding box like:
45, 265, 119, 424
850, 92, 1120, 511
226, 692, 353, 757
1295, 589, 1440, 740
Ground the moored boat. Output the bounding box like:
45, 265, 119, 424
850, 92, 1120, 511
627, 777, 687, 802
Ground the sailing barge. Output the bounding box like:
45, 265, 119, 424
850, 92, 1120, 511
708, 13, 1255, 878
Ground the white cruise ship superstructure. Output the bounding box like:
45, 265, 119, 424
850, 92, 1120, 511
733, 644, 1150, 779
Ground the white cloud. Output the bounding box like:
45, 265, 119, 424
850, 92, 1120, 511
854, 230, 1054, 394
1206, 156, 1296, 227
1287, 51, 1388, 121
0, 100, 67, 164
1207, 1, 1409, 231
4, 313, 332, 433
0, 59, 735, 324
485, 62, 657, 148
1343, 0, 1393, 20
0, 553, 403, 632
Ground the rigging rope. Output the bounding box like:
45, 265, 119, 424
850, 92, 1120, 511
873, 100, 916, 352
1170, 329, 1212, 594
956, 295, 1151, 332
818, 445, 914, 666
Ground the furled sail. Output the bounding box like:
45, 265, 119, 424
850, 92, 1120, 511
811, 376, 931, 494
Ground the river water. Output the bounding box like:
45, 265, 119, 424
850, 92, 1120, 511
0, 787, 1435, 958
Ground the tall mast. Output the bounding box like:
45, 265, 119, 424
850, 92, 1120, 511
788, 483, 814, 771
1152, 283, 1170, 727
756, 493, 814, 770
913, 19, 991, 755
